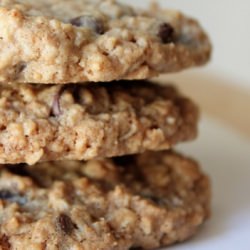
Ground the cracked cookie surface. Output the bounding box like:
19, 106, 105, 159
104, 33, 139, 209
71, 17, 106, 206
0, 150, 210, 250
0, 81, 199, 165
0, 0, 211, 83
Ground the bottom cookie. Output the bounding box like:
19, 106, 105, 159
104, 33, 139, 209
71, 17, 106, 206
0, 151, 210, 250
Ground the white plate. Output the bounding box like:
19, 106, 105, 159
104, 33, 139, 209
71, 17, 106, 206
162, 117, 250, 250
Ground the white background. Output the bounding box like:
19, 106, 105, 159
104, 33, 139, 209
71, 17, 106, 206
120, 0, 250, 89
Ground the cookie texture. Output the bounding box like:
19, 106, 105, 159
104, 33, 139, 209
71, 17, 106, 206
0, 0, 211, 83
0, 81, 199, 165
0, 151, 210, 250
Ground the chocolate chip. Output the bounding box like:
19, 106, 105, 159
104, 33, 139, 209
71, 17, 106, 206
0, 234, 11, 250
158, 23, 175, 44
69, 16, 105, 34
0, 190, 27, 205
57, 214, 75, 235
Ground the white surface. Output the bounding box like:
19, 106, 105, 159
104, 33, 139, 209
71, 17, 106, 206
120, 0, 250, 89
167, 117, 250, 250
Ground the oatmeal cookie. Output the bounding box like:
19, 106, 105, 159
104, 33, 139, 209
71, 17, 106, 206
0, 81, 199, 164
0, 0, 211, 83
0, 150, 210, 249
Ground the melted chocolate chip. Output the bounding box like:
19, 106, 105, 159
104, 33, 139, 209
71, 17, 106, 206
57, 214, 75, 235
69, 16, 104, 34
158, 23, 175, 44
0, 234, 11, 250
0, 190, 27, 205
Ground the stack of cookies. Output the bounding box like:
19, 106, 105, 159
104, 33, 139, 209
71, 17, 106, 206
0, 1, 212, 249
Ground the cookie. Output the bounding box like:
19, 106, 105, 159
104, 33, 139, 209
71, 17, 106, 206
0, 81, 199, 165
0, 150, 210, 250
0, 0, 211, 83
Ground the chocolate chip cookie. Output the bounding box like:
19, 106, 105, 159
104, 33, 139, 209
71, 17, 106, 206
0, 81, 199, 165
0, 150, 210, 250
0, 0, 211, 83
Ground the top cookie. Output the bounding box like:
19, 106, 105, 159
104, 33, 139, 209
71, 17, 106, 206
0, 0, 211, 84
